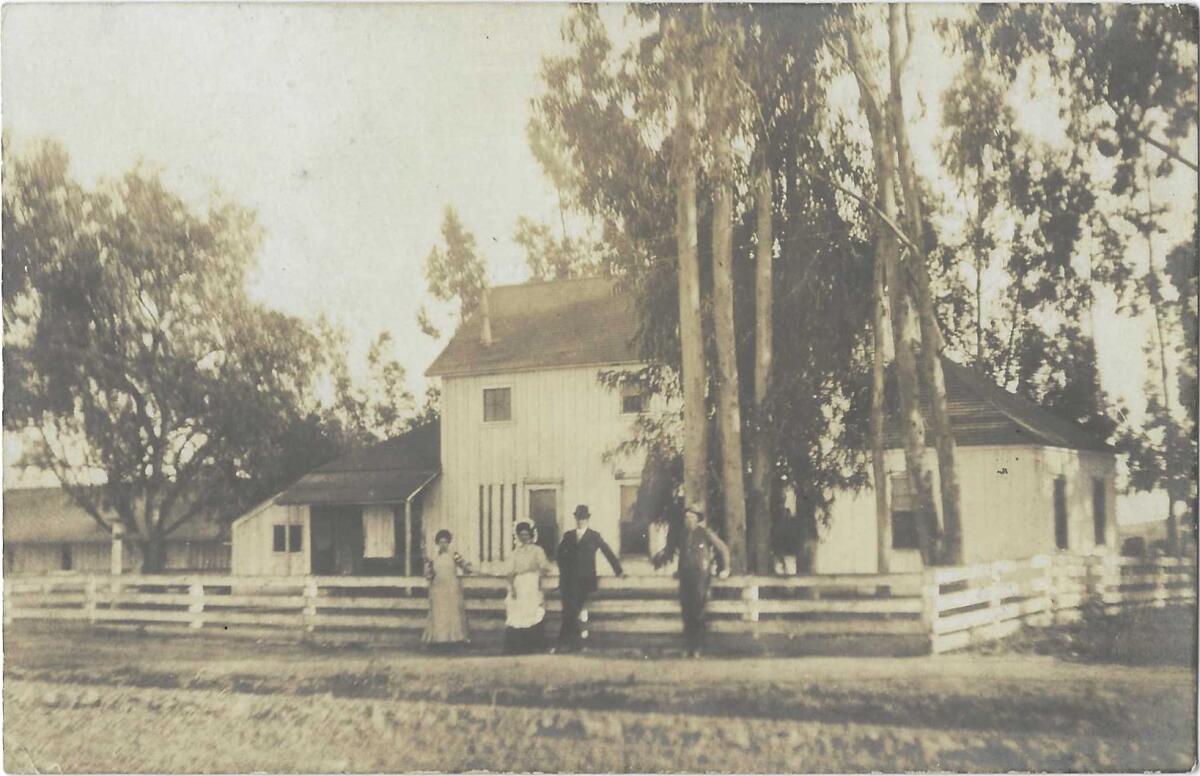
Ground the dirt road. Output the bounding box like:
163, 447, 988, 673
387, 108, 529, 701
4, 623, 1196, 772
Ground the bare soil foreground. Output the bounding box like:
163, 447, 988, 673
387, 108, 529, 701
4, 613, 1196, 773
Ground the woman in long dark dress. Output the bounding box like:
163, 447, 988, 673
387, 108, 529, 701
503, 522, 552, 654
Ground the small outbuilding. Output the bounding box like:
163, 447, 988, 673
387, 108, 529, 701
230, 422, 440, 576
3, 486, 229, 575
816, 360, 1119, 574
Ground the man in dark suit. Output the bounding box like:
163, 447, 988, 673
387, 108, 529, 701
555, 504, 625, 652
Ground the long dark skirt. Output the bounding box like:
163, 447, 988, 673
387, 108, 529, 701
504, 619, 546, 655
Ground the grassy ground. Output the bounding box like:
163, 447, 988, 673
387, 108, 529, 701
4, 614, 1197, 773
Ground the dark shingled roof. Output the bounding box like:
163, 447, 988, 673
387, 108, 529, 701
425, 277, 640, 377
276, 422, 440, 506
883, 358, 1115, 452
3, 487, 224, 544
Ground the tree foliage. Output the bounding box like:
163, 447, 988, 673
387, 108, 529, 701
3, 139, 430, 569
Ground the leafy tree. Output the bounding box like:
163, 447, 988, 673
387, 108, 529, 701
513, 216, 600, 280
423, 205, 486, 322
2, 141, 342, 570
536, 6, 875, 571
957, 5, 1198, 551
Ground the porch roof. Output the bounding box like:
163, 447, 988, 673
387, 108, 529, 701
276, 422, 440, 506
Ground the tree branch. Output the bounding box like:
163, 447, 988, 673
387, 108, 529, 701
812, 172, 923, 258
1138, 130, 1199, 173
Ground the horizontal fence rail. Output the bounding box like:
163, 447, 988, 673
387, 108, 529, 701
4, 571, 928, 643
5, 553, 1194, 654
926, 553, 1197, 653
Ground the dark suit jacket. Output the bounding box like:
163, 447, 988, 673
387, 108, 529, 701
556, 528, 623, 594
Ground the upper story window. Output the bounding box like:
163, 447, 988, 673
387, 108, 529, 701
620, 382, 646, 414
483, 387, 512, 423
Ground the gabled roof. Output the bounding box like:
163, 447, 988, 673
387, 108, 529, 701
883, 358, 1115, 452
276, 422, 440, 506
3, 487, 224, 544
425, 277, 640, 378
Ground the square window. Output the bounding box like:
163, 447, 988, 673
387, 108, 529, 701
273, 525, 287, 553
288, 525, 303, 553
483, 387, 512, 422
620, 383, 645, 414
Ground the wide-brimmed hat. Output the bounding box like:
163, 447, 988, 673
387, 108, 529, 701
573, 504, 591, 520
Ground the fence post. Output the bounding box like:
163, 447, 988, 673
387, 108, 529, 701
1153, 559, 1168, 609
742, 582, 759, 624
921, 568, 940, 654
188, 583, 205, 629
303, 580, 319, 634
85, 576, 98, 625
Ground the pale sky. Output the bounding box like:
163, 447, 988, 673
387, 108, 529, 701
2, 4, 1193, 521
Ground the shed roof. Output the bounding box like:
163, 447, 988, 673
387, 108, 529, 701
3, 487, 224, 544
883, 359, 1116, 452
425, 277, 640, 377
276, 422, 440, 506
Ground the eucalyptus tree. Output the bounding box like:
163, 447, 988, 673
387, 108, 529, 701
535, 5, 874, 572
954, 4, 1198, 550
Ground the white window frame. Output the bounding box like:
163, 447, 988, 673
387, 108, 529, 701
482, 383, 514, 425
619, 381, 646, 416
524, 481, 563, 550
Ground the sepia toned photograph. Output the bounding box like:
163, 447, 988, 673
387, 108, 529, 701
2, 3, 1197, 773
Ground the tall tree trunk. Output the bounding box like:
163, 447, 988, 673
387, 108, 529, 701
672, 66, 708, 520
974, 165, 985, 366
140, 534, 167, 573
886, 5, 963, 565
750, 153, 775, 575
848, 19, 939, 566
871, 242, 892, 574
710, 83, 749, 574
1144, 161, 1179, 553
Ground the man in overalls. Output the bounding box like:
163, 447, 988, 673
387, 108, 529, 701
675, 506, 731, 658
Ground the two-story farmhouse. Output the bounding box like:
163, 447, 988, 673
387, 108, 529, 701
424, 277, 650, 571
232, 277, 653, 576
231, 276, 1118, 578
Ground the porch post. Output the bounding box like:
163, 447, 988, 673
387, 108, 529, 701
110, 523, 124, 576
402, 502, 411, 577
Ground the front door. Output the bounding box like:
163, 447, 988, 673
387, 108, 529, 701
619, 482, 647, 557
528, 488, 559, 558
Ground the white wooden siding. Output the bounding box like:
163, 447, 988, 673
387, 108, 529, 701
433, 365, 651, 572
6, 540, 229, 575
817, 445, 1118, 574
230, 498, 310, 576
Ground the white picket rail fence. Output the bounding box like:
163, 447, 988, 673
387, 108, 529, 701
925, 553, 1197, 653
5, 553, 1193, 653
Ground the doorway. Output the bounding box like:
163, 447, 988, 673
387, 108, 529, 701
310, 505, 364, 575
528, 487, 560, 558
